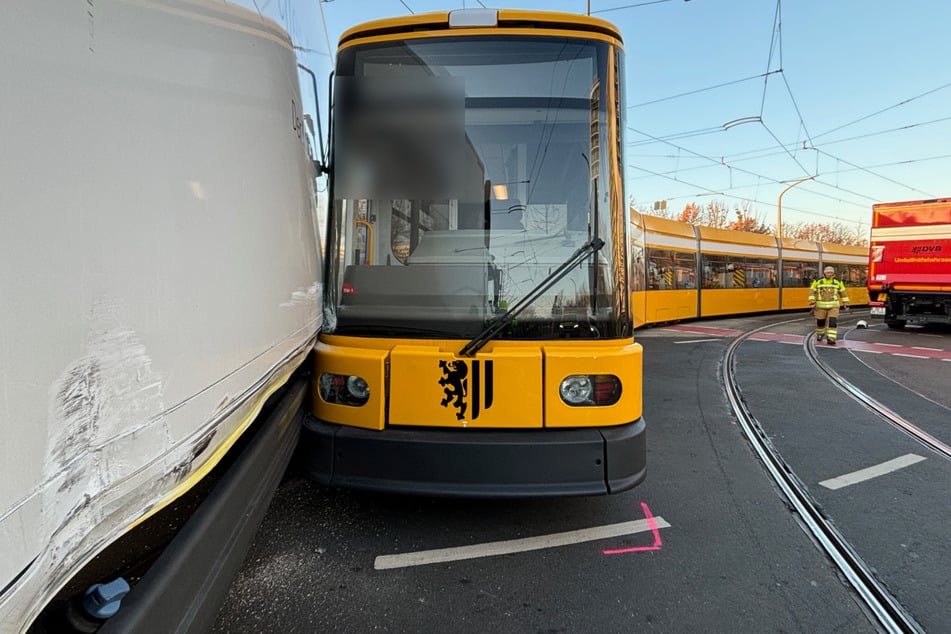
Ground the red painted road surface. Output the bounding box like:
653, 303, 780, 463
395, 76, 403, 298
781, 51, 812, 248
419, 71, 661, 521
659, 324, 951, 362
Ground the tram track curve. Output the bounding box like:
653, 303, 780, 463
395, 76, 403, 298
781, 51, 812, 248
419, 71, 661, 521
722, 320, 923, 634
813, 330, 951, 459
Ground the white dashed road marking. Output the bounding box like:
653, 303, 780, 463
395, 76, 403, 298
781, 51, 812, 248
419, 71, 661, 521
673, 338, 721, 344
819, 454, 927, 490
374, 517, 671, 570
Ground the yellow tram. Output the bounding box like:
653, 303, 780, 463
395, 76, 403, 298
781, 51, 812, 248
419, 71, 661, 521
299, 9, 646, 496
630, 210, 869, 328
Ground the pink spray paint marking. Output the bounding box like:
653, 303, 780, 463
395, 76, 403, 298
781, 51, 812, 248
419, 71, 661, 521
602, 502, 663, 555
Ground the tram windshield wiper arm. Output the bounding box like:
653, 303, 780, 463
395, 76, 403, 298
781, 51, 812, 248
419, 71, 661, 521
459, 237, 604, 357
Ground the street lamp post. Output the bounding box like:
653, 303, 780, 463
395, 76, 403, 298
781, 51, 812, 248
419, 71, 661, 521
776, 176, 813, 309
776, 176, 814, 238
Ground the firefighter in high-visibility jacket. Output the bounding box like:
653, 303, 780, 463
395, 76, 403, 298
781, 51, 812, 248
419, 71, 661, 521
809, 266, 850, 345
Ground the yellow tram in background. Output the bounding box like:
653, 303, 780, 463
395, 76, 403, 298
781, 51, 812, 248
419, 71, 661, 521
630, 210, 869, 328
299, 9, 646, 496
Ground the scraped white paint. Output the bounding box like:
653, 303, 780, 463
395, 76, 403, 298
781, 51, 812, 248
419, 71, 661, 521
819, 454, 926, 490
44, 301, 168, 534
281, 281, 321, 308
374, 517, 671, 570
0, 2, 324, 630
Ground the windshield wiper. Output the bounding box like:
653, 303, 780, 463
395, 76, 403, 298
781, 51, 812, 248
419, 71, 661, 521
459, 237, 604, 357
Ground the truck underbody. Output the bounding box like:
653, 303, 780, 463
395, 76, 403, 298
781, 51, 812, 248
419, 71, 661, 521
877, 290, 951, 328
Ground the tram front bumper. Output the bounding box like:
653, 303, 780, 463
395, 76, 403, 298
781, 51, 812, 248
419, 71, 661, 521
296, 415, 646, 497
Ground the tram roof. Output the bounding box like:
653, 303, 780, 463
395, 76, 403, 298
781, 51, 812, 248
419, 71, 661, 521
642, 214, 698, 240
697, 224, 779, 249
338, 9, 623, 49
819, 242, 868, 258
779, 237, 820, 253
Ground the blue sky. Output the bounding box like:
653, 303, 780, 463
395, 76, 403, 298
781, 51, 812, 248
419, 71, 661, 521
304, 0, 951, 236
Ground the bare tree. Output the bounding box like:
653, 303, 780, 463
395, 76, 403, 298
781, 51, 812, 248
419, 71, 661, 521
785, 221, 868, 246
703, 199, 730, 228
727, 201, 771, 234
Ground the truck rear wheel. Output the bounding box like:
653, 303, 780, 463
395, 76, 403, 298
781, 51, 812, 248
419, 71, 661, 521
886, 319, 906, 330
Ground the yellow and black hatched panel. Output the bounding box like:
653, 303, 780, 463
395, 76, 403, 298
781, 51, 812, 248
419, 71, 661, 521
732, 268, 745, 288
664, 269, 673, 289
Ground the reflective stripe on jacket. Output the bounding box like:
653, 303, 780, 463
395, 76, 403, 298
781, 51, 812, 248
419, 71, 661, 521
809, 278, 849, 308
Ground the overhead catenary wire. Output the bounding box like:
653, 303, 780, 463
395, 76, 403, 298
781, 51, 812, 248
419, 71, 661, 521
630, 164, 868, 226
813, 114, 951, 148
633, 104, 951, 206
634, 146, 951, 185
813, 81, 951, 140
591, 0, 672, 14
628, 71, 782, 109
819, 153, 951, 175
756, 1, 816, 175
813, 149, 936, 199
760, 0, 782, 116
316, 0, 334, 61
779, 71, 814, 148
626, 152, 900, 212
619, 0, 946, 227
758, 119, 812, 178
624, 0, 921, 221
631, 164, 870, 214
626, 124, 727, 147
626, 127, 872, 221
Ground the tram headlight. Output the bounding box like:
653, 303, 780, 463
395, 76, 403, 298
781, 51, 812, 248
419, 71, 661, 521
559, 375, 592, 405
559, 374, 622, 406
319, 373, 370, 406
346, 375, 370, 400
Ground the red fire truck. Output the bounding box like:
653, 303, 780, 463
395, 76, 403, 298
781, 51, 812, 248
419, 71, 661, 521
868, 198, 951, 328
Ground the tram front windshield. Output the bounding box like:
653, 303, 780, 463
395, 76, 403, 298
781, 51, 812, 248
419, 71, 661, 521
327, 36, 627, 340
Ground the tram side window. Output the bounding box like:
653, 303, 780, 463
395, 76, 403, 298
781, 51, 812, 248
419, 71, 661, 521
848, 264, 868, 288
746, 258, 777, 288
825, 264, 867, 288
702, 255, 776, 288
803, 265, 818, 287
701, 254, 732, 288
647, 248, 696, 290
783, 260, 805, 287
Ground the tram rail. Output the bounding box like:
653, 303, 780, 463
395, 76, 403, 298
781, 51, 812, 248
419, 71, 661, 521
722, 320, 923, 634
805, 331, 951, 462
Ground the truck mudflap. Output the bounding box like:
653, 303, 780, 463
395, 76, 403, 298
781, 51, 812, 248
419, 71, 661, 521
296, 415, 647, 497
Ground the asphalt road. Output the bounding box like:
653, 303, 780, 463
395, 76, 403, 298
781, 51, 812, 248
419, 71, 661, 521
213, 315, 950, 633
